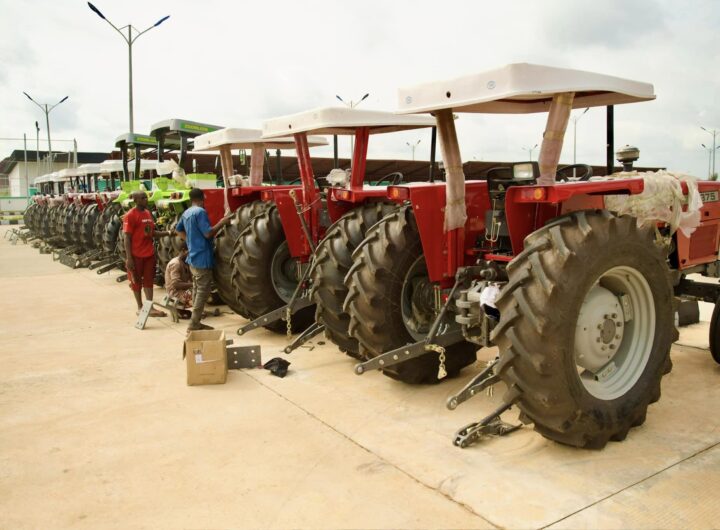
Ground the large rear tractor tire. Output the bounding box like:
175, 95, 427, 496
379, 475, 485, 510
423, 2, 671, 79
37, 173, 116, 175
230, 204, 314, 333
157, 213, 184, 276
215, 200, 271, 317
345, 206, 478, 383
94, 203, 116, 250
103, 206, 122, 258
80, 204, 100, 250
709, 300, 720, 365
491, 210, 675, 449
114, 231, 127, 271
23, 203, 38, 233
312, 202, 398, 359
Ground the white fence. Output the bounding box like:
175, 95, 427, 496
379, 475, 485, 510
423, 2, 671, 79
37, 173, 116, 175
0, 196, 31, 213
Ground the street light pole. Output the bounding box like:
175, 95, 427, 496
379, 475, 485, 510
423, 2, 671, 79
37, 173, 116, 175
23, 92, 68, 173
35, 121, 40, 180
701, 127, 718, 179
336, 93, 369, 156
702, 143, 720, 179
87, 2, 170, 134
572, 107, 589, 165
523, 143, 538, 161
406, 139, 421, 160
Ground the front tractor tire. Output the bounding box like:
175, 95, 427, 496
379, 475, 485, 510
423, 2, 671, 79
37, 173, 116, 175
230, 204, 314, 333
311, 202, 398, 359
492, 210, 675, 449
345, 206, 477, 383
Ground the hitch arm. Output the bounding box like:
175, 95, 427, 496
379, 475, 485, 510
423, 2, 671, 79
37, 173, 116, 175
237, 295, 314, 335
452, 402, 521, 449
446, 359, 500, 410
354, 328, 464, 374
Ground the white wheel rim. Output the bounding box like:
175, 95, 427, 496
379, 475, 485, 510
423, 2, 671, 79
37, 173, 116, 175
574, 266, 655, 400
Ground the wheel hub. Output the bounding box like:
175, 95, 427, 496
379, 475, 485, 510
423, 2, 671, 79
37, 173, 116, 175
401, 256, 434, 341
575, 284, 625, 373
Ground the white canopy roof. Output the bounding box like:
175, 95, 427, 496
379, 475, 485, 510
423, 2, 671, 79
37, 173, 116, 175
33, 172, 56, 185
56, 168, 81, 180
77, 163, 103, 176
99, 160, 124, 173
263, 106, 436, 138
98, 159, 157, 174
396, 63, 655, 114
193, 128, 329, 152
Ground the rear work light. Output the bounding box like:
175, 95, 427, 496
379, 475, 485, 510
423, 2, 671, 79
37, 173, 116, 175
519, 188, 546, 201
388, 186, 410, 200
334, 189, 352, 201
261, 190, 273, 201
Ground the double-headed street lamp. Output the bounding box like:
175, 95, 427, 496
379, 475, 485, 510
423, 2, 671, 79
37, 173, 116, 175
701, 126, 718, 179
336, 93, 370, 159
23, 92, 68, 172
523, 143, 538, 161
702, 143, 720, 179
407, 139, 421, 160
87, 2, 170, 134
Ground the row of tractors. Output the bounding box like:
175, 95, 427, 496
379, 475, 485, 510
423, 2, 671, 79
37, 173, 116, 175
16, 64, 720, 450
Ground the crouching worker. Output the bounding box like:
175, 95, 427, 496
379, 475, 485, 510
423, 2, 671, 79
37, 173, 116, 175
175, 188, 231, 332
164, 242, 193, 319
123, 191, 170, 317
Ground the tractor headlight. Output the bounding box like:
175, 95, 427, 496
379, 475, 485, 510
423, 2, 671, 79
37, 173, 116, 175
512, 162, 537, 181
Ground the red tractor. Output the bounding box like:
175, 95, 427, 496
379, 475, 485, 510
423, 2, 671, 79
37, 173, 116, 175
190, 128, 327, 315
344, 63, 720, 448
232, 107, 435, 353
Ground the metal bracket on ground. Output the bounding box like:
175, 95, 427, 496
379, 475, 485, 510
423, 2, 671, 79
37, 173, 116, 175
237, 296, 314, 335
353, 328, 464, 375
95, 258, 121, 274
116, 273, 128, 283
283, 322, 325, 353
446, 359, 500, 410
226, 341, 262, 369
452, 402, 521, 448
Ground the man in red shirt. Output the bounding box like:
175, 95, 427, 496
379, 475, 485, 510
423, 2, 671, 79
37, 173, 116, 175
123, 191, 170, 317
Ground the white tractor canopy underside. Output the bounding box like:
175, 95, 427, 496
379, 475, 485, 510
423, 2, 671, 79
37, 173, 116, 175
192, 128, 328, 152
396, 63, 655, 115
262, 106, 435, 138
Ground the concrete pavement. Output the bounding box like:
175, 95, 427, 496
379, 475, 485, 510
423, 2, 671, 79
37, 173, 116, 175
1, 226, 719, 529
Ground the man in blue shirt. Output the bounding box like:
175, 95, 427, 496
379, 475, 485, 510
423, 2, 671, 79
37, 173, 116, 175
175, 188, 231, 332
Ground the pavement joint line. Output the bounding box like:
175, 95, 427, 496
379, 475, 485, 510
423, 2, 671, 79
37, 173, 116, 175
540, 439, 720, 529
243, 369, 502, 529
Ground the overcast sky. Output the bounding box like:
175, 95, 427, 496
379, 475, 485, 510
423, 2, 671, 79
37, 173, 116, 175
2, 0, 719, 177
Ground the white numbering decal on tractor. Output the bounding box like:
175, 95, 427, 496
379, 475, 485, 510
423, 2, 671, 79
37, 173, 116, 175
701, 191, 718, 203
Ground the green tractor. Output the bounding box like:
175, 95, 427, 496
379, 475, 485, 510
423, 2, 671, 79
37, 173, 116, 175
149, 119, 222, 274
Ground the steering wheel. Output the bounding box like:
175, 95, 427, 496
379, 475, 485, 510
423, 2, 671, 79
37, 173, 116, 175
556, 164, 593, 182
370, 172, 404, 186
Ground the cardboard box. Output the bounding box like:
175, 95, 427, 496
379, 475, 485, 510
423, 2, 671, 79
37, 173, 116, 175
184, 330, 228, 386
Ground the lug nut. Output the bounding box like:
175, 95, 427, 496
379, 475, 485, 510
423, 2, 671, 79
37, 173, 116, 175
612, 313, 617, 319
